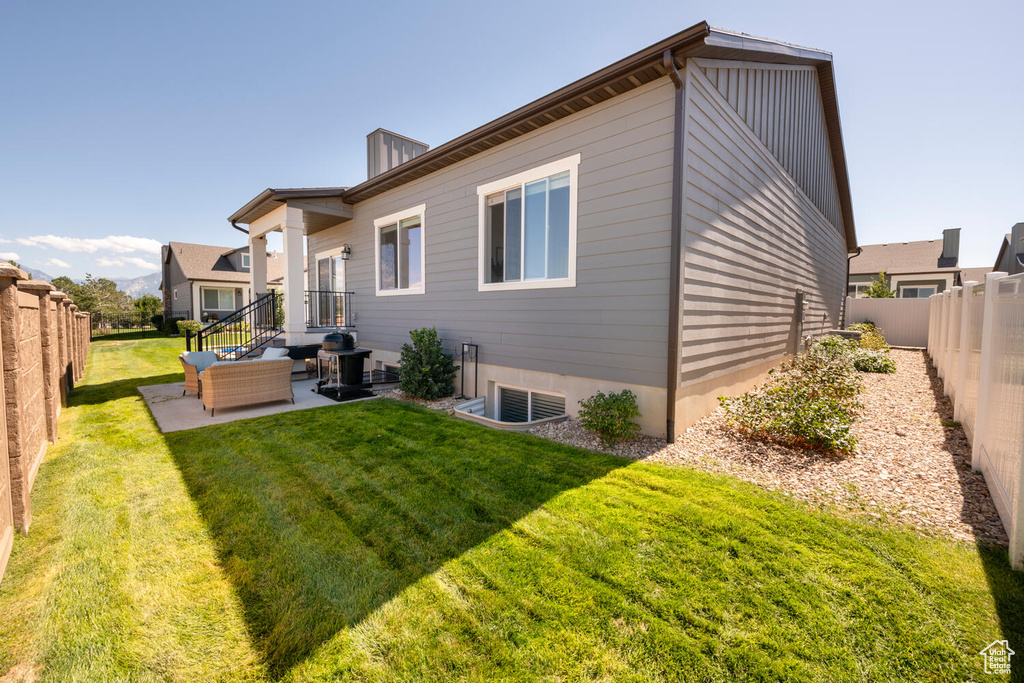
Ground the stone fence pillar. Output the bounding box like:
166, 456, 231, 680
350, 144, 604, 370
61, 299, 73, 393
0, 263, 20, 573
69, 304, 79, 383
50, 292, 68, 408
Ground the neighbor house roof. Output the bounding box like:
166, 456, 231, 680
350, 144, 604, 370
229, 21, 856, 250
960, 267, 992, 284
850, 240, 958, 276
165, 241, 284, 284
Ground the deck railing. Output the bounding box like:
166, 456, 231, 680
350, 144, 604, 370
305, 290, 353, 328
187, 291, 282, 359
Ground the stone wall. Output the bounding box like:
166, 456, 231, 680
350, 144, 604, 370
0, 264, 90, 582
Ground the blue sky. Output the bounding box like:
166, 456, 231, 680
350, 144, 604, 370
1, 0, 1020, 279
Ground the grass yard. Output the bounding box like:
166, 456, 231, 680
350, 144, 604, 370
1, 337, 1022, 681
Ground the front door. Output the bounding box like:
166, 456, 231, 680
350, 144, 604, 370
315, 255, 347, 327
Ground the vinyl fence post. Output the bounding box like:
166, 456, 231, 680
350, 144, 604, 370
972, 272, 1007, 472
954, 282, 978, 423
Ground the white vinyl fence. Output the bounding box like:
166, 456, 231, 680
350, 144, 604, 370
929, 272, 1024, 567
845, 297, 931, 347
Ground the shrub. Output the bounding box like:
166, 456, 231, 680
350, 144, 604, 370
719, 337, 863, 454
852, 349, 896, 373
848, 322, 890, 351
150, 314, 164, 329
177, 319, 202, 336
398, 327, 457, 400
163, 318, 184, 335
863, 271, 894, 298
578, 390, 642, 445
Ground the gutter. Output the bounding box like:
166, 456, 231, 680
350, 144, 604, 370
664, 49, 686, 443
231, 219, 248, 236
840, 247, 862, 328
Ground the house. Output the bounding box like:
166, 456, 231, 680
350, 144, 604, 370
848, 229, 964, 298
159, 241, 284, 322
224, 21, 858, 439
994, 222, 1024, 275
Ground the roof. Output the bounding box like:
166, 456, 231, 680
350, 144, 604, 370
850, 240, 958, 276
228, 21, 856, 250
960, 266, 992, 284
994, 232, 1013, 270
164, 241, 284, 285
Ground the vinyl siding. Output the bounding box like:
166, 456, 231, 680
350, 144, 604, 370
696, 59, 843, 234
308, 78, 676, 387
677, 60, 846, 387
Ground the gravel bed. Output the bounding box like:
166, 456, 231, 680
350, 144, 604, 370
534, 350, 1007, 546
374, 387, 464, 414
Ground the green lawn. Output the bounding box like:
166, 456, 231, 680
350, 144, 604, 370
1, 337, 1022, 682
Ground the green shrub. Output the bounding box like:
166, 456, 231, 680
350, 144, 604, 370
852, 349, 896, 373
398, 327, 457, 400
177, 319, 202, 336
163, 318, 185, 335
578, 390, 642, 445
719, 337, 863, 454
848, 322, 890, 351
150, 314, 164, 329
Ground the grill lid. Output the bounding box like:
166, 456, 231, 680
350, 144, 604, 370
323, 331, 355, 351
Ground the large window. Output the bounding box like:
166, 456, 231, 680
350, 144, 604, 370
477, 154, 580, 291
899, 286, 937, 299
374, 204, 425, 296
202, 287, 235, 311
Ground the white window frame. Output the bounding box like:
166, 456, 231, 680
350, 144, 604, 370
494, 382, 566, 422
314, 246, 349, 292
477, 154, 580, 292
899, 285, 937, 299
201, 287, 236, 311
241, 252, 250, 268
173, 289, 178, 300
374, 203, 426, 297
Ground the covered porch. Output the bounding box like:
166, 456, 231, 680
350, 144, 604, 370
228, 187, 357, 346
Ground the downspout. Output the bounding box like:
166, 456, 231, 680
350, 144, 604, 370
664, 49, 685, 443
231, 219, 249, 235
840, 247, 862, 328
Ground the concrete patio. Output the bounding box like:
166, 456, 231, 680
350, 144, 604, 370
139, 377, 378, 432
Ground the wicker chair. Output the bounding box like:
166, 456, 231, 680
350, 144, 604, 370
201, 358, 295, 416
180, 351, 220, 397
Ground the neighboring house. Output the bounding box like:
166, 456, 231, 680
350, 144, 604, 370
960, 266, 993, 286
848, 229, 962, 298
994, 222, 1024, 275
225, 21, 858, 439
159, 241, 283, 322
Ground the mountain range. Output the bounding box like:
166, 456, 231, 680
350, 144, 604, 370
18, 264, 162, 298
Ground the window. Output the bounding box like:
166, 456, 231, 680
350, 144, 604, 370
496, 384, 566, 423
478, 154, 580, 291
241, 252, 250, 268
374, 204, 425, 295
202, 287, 235, 311
173, 290, 178, 300
900, 286, 936, 299
847, 284, 870, 298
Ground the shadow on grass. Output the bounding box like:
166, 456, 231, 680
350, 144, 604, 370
70, 373, 185, 406
923, 351, 1024, 679
165, 399, 625, 678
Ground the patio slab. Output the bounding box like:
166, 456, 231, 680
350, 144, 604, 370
139, 378, 378, 432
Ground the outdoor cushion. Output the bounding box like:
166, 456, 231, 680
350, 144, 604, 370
181, 351, 219, 373
260, 347, 290, 359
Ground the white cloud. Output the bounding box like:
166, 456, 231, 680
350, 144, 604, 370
44, 258, 71, 269
0, 251, 20, 261
122, 256, 158, 270
16, 234, 163, 254
96, 257, 124, 268
0, 238, 12, 244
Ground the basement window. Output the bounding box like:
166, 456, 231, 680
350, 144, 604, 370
496, 385, 566, 423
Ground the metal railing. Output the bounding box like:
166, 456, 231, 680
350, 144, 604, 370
91, 311, 163, 340
305, 290, 353, 328
187, 292, 282, 359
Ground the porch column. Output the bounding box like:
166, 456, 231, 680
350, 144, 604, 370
281, 224, 305, 334
249, 234, 268, 299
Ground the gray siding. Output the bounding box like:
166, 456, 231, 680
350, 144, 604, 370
166, 254, 192, 314
696, 59, 843, 234
309, 79, 677, 387
678, 60, 847, 386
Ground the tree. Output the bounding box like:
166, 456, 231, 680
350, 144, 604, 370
133, 294, 162, 320
863, 271, 894, 299
50, 274, 131, 317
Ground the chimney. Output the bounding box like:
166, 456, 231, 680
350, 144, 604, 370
367, 129, 429, 180
941, 227, 960, 263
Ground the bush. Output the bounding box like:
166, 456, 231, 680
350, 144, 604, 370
398, 327, 457, 400
177, 319, 202, 336
848, 322, 890, 351
719, 337, 863, 454
578, 390, 641, 445
852, 349, 896, 373
150, 314, 164, 329
163, 318, 184, 335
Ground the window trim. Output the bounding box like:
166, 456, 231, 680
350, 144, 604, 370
494, 382, 566, 422
373, 203, 426, 297
477, 154, 580, 292
241, 252, 250, 269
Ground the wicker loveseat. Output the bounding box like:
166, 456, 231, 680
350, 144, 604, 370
201, 358, 295, 416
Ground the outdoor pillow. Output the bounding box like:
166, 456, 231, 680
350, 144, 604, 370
181, 351, 219, 373
261, 347, 290, 359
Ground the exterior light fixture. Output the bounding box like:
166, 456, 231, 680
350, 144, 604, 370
340, 244, 352, 261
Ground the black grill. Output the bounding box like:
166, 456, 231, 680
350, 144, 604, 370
322, 331, 355, 351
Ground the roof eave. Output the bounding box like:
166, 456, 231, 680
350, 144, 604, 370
228, 187, 349, 225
